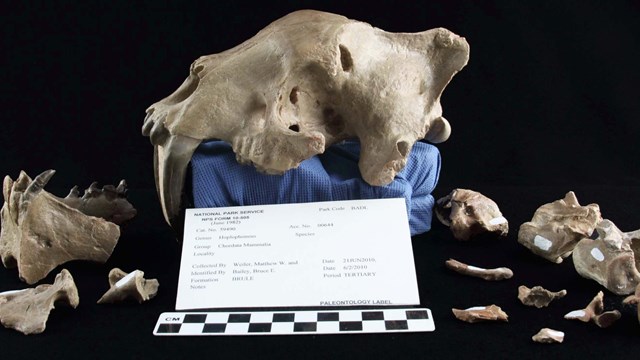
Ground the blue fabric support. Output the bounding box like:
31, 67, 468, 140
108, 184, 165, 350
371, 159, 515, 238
190, 140, 441, 236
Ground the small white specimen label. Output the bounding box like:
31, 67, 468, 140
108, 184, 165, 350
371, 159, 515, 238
565, 310, 586, 319
466, 265, 486, 271
115, 270, 139, 288
590, 248, 605, 262
533, 235, 553, 251
465, 306, 486, 311
547, 329, 564, 337
488, 216, 507, 225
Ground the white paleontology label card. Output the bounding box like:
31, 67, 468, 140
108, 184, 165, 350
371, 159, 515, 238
176, 198, 420, 310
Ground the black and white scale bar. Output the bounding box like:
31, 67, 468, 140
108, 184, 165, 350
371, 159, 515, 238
154, 308, 434, 336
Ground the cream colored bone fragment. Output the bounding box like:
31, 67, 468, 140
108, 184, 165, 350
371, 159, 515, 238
142, 10, 470, 227
518, 285, 566, 308
435, 189, 508, 240
564, 291, 621, 328
0, 269, 79, 335
445, 258, 513, 281
97, 268, 159, 304
532, 328, 564, 344
0, 170, 127, 284
572, 220, 640, 295
518, 192, 601, 263
452, 305, 508, 323
623, 284, 640, 325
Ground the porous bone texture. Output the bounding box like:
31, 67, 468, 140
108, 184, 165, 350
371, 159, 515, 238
572, 219, 640, 295
0, 269, 79, 335
142, 10, 470, 226
518, 191, 601, 263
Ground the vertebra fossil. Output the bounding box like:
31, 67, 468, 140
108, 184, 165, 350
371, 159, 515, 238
142, 10, 470, 226
564, 291, 621, 328
0, 269, 79, 335
436, 189, 508, 240
572, 220, 640, 295
97, 268, 159, 304
518, 192, 601, 263
0, 170, 135, 284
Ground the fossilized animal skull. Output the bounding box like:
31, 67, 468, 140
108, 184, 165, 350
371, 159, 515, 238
572, 220, 640, 295
143, 10, 470, 226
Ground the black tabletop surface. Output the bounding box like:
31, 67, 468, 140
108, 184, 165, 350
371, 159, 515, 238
1, 1, 639, 359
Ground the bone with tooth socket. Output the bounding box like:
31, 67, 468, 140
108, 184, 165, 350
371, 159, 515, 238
532, 328, 564, 344
452, 305, 509, 323
435, 189, 508, 241
0, 170, 134, 284
142, 10, 470, 227
97, 268, 159, 304
564, 291, 621, 328
572, 220, 640, 295
445, 258, 513, 281
518, 192, 601, 263
518, 285, 567, 308
0, 269, 79, 335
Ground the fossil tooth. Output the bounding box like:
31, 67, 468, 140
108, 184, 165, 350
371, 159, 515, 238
0, 170, 122, 284
436, 189, 508, 240
517, 285, 567, 308
518, 192, 601, 263
572, 219, 640, 295
452, 305, 509, 323
60, 179, 137, 225
0, 269, 79, 335
532, 328, 564, 344
143, 10, 470, 227
564, 291, 621, 328
97, 268, 159, 304
445, 258, 513, 281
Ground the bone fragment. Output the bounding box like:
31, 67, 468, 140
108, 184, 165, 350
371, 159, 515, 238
623, 284, 640, 325
564, 291, 621, 328
0, 269, 79, 335
0, 170, 123, 284
452, 305, 509, 323
97, 268, 159, 304
532, 328, 564, 344
518, 285, 567, 308
61, 180, 137, 225
518, 192, 601, 263
572, 219, 640, 295
435, 189, 508, 240
142, 10, 470, 227
445, 258, 513, 281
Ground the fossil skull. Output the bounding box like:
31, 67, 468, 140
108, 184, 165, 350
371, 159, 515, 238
142, 10, 470, 226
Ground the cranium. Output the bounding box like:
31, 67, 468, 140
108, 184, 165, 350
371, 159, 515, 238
142, 10, 470, 226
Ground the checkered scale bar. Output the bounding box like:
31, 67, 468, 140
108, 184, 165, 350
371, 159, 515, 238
154, 308, 434, 336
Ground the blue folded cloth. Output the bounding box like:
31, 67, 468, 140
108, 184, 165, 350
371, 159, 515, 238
190, 140, 441, 236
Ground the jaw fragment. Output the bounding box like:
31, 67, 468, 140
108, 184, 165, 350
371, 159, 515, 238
532, 328, 564, 344
97, 268, 159, 304
435, 189, 508, 241
0, 269, 79, 335
452, 305, 509, 323
445, 258, 513, 281
0, 170, 133, 284
518, 192, 601, 263
517, 285, 567, 308
142, 10, 470, 227
572, 219, 640, 295
564, 291, 621, 328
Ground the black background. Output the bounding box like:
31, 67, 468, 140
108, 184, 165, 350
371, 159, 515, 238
1, 1, 639, 359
